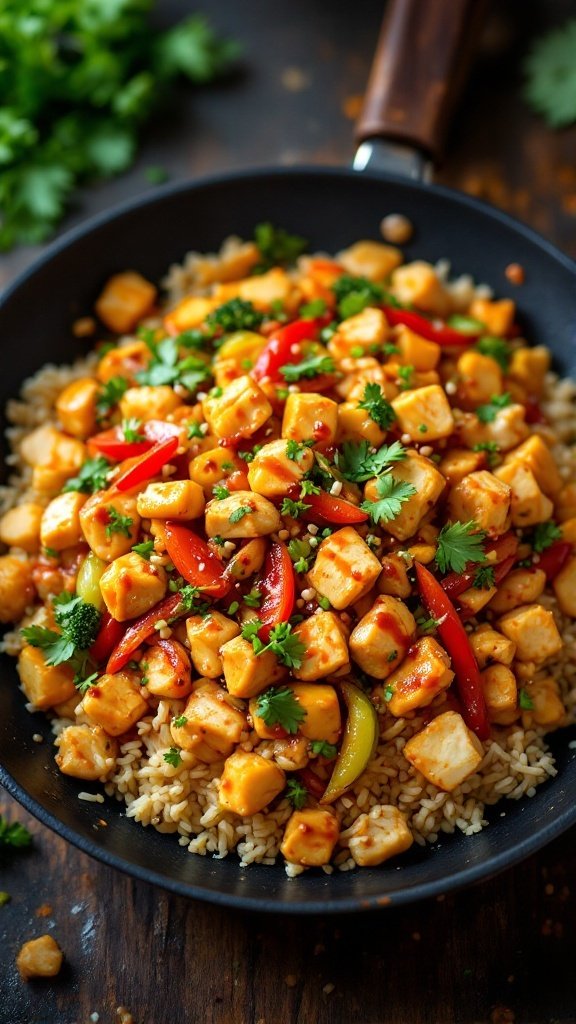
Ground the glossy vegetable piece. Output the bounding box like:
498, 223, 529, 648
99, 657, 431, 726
90, 611, 126, 665
536, 541, 572, 582
114, 436, 179, 492
76, 551, 106, 610
106, 592, 184, 673
415, 562, 490, 741
88, 419, 180, 460
302, 491, 369, 525
320, 680, 378, 804
441, 533, 519, 600
257, 541, 295, 641
251, 317, 327, 382
162, 522, 231, 598
383, 306, 480, 346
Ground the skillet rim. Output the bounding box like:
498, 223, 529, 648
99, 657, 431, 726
1, 163, 576, 914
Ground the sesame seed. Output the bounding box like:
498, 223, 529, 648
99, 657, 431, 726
329, 480, 343, 496
196, 391, 207, 401
419, 445, 433, 457
307, 523, 319, 535
301, 587, 316, 600
445, 381, 457, 395
401, 433, 411, 444
32, 733, 43, 743
154, 619, 168, 630
159, 627, 172, 640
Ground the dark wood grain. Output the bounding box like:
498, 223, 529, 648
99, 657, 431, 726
2, 1, 576, 1022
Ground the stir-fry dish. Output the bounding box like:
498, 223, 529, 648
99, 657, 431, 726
1, 226, 575, 874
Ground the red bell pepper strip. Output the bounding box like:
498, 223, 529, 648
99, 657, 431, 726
301, 491, 369, 525
442, 533, 519, 600
162, 522, 231, 598
535, 541, 571, 582
415, 562, 490, 741
89, 612, 125, 665
382, 307, 480, 347
257, 541, 295, 641
114, 436, 179, 492
106, 593, 185, 674
251, 317, 328, 382
88, 420, 180, 460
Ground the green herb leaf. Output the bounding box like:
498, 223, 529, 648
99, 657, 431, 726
532, 522, 563, 553
360, 474, 416, 525
300, 298, 327, 318
206, 298, 264, 334
243, 589, 262, 608
337, 440, 408, 483
472, 441, 501, 468
523, 20, 576, 128
132, 540, 154, 560
172, 715, 188, 728
357, 382, 396, 431
256, 686, 307, 734
96, 376, 128, 418
476, 393, 512, 423
280, 352, 336, 383
435, 521, 487, 575
519, 688, 534, 710
105, 506, 134, 539
252, 223, 308, 273
280, 498, 311, 519
163, 747, 183, 767
285, 778, 308, 809
285, 439, 314, 462
121, 417, 145, 443
0, 815, 32, 849
229, 505, 252, 524
475, 337, 511, 371
473, 565, 496, 590
309, 740, 337, 760
213, 485, 230, 500
64, 456, 111, 494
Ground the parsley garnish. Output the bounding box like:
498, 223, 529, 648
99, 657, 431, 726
256, 686, 306, 734
43, 547, 59, 559
397, 365, 414, 390
229, 505, 252, 524
105, 506, 134, 539
476, 393, 512, 423
337, 439, 408, 483
317, 595, 331, 610
519, 688, 535, 710
132, 540, 154, 560
252, 222, 308, 273
121, 417, 145, 443
473, 565, 496, 589
280, 352, 336, 383
435, 521, 487, 575
523, 20, 576, 128
309, 740, 337, 760
472, 442, 501, 468
357, 382, 396, 431
187, 421, 205, 439
173, 585, 210, 616
163, 747, 182, 767
242, 621, 307, 669
286, 439, 314, 462
416, 616, 442, 635
384, 684, 394, 702
75, 672, 98, 695
243, 589, 262, 608
206, 298, 264, 333
360, 475, 416, 525
213, 485, 230, 500
172, 715, 188, 728
532, 522, 563, 553
64, 456, 111, 494
288, 538, 312, 573
331, 274, 394, 319
280, 498, 311, 519
136, 337, 211, 394
475, 337, 511, 371
0, 815, 32, 849
300, 478, 321, 497
300, 298, 327, 318
96, 376, 128, 419
285, 778, 308, 809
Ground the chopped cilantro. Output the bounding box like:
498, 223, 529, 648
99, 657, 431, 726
383, 684, 394, 702
64, 456, 111, 494
317, 595, 331, 611
213, 484, 230, 500
206, 298, 264, 333
136, 337, 211, 394
75, 671, 98, 695
285, 778, 308, 809
473, 565, 496, 589
187, 421, 205, 439
300, 298, 327, 318
475, 337, 511, 371
532, 522, 563, 553
472, 441, 501, 468
255, 686, 306, 734
174, 585, 210, 616
105, 507, 134, 539
435, 521, 487, 575
43, 547, 59, 559
229, 505, 252, 524
96, 376, 128, 419
132, 540, 154, 560
416, 615, 442, 635
227, 601, 240, 616
476, 393, 512, 423
446, 314, 486, 335
163, 747, 182, 767
280, 498, 311, 519
172, 715, 188, 728
121, 417, 145, 443
288, 538, 312, 573
397, 365, 414, 390
519, 688, 534, 710
310, 740, 337, 760
387, 650, 398, 663
243, 621, 307, 669
243, 589, 262, 608
280, 352, 336, 383
286, 439, 314, 462
336, 439, 408, 483
357, 382, 396, 431
252, 222, 308, 273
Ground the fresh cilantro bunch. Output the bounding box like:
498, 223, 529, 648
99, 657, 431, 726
21, 593, 101, 678
0, 2, 239, 249
523, 19, 576, 128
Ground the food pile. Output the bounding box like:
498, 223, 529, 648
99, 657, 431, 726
1, 227, 574, 873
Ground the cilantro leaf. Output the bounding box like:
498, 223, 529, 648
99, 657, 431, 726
64, 456, 111, 494
300, 299, 327, 318
121, 417, 145, 443
285, 779, 308, 809
519, 688, 535, 711
213, 485, 230, 500
0, 815, 32, 849
280, 352, 336, 383
310, 740, 337, 760
337, 440, 408, 483
172, 714, 188, 728
286, 439, 314, 462
473, 565, 496, 590
132, 540, 154, 560
136, 338, 211, 394
163, 747, 183, 767
531, 522, 563, 553
357, 383, 396, 431
475, 337, 511, 371
435, 521, 487, 575
476, 393, 512, 423
252, 223, 308, 273
523, 20, 576, 128
256, 687, 307, 734
280, 498, 311, 519
229, 505, 252, 524
105, 507, 134, 539
360, 474, 416, 524
96, 376, 128, 418
206, 298, 264, 334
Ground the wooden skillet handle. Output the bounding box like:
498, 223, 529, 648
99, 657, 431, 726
355, 0, 488, 162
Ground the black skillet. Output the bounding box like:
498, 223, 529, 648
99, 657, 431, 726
1, 0, 576, 914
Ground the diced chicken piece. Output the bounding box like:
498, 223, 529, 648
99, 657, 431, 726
507, 345, 550, 396
456, 351, 503, 407
488, 568, 546, 614
219, 749, 286, 816
403, 711, 484, 792
250, 683, 341, 743
377, 553, 412, 598
458, 405, 529, 453
225, 538, 267, 580
220, 635, 287, 698
213, 268, 296, 310
469, 297, 515, 336
271, 735, 310, 771
40, 491, 86, 551
20, 426, 86, 495
95, 271, 156, 333
349, 595, 416, 679
391, 384, 454, 442
82, 669, 148, 736
556, 483, 576, 523
171, 680, 247, 761
186, 611, 241, 678
164, 295, 219, 334
338, 240, 402, 281
336, 358, 394, 402
457, 583, 497, 614
56, 377, 99, 438
341, 804, 413, 867
553, 556, 576, 618
447, 470, 511, 538
189, 447, 249, 498
384, 636, 454, 716
438, 449, 485, 486
55, 724, 118, 780
99, 552, 166, 621
0, 502, 43, 553
0, 557, 35, 622
307, 526, 382, 610
502, 436, 563, 497
480, 664, 518, 724
202, 375, 272, 440
469, 626, 516, 668
391, 261, 450, 315
17, 935, 63, 980
247, 438, 314, 498
192, 240, 261, 286
497, 604, 563, 664
292, 611, 349, 680
96, 340, 151, 384
494, 463, 553, 526
336, 401, 387, 446
521, 676, 566, 730
282, 392, 338, 445
364, 452, 445, 542
119, 385, 181, 422
561, 517, 576, 544
205, 490, 281, 539
280, 807, 340, 867
144, 639, 192, 699
79, 491, 140, 561
136, 480, 205, 521
328, 307, 388, 361
17, 645, 76, 709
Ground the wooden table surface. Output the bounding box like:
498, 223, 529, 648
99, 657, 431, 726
2, 2, 576, 1022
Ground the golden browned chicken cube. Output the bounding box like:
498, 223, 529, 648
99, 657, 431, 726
225, 538, 267, 580
204, 490, 281, 539
384, 636, 454, 717
56, 377, 100, 439
438, 449, 485, 486
469, 626, 516, 669
488, 568, 546, 614
494, 463, 553, 527
281, 807, 340, 866
171, 680, 247, 761
96, 340, 151, 384
189, 447, 247, 498
219, 749, 286, 816
496, 604, 563, 664
480, 664, 518, 725
17, 645, 76, 709
292, 611, 349, 681
364, 453, 445, 542
507, 345, 550, 396
119, 384, 180, 422
0, 557, 35, 623
328, 307, 388, 361
553, 556, 576, 618
0, 502, 43, 553
341, 804, 413, 867
391, 261, 450, 315
136, 480, 205, 521
213, 267, 295, 309
377, 553, 412, 599
282, 392, 338, 444
55, 724, 118, 780
392, 384, 454, 442
220, 636, 287, 698
448, 470, 511, 538
502, 435, 562, 497
20, 425, 86, 495
40, 491, 86, 551
144, 639, 192, 699
95, 271, 156, 334
247, 438, 314, 498
17, 935, 63, 980
403, 711, 484, 792
338, 240, 402, 281
521, 676, 566, 730
164, 295, 219, 334
395, 326, 441, 371
186, 611, 241, 678
336, 401, 387, 446
469, 297, 515, 336
349, 595, 416, 679
307, 526, 382, 610
202, 375, 272, 440
458, 404, 529, 453
456, 351, 503, 407
250, 683, 341, 744
82, 669, 148, 736
79, 491, 140, 561
99, 552, 167, 621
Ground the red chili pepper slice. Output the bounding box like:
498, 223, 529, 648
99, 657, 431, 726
301, 491, 369, 525
89, 611, 125, 665
114, 436, 179, 492
88, 420, 180, 460
442, 533, 519, 600
535, 541, 572, 582
162, 522, 231, 598
415, 561, 490, 741
383, 307, 480, 347
251, 317, 329, 382
258, 541, 295, 642
106, 593, 184, 674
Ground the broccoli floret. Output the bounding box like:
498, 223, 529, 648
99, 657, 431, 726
53, 594, 101, 650
206, 298, 264, 334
